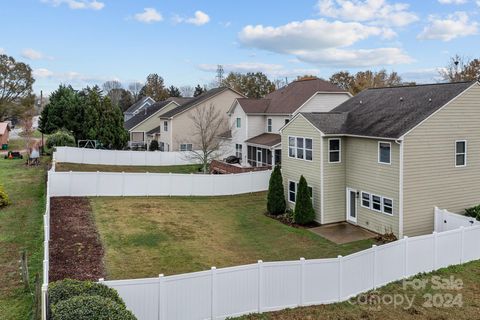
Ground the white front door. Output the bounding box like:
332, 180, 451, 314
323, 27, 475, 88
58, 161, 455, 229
346, 188, 357, 223
256, 149, 262, 167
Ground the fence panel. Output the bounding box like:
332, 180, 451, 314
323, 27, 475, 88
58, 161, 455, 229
436, 229, 462, 268
303, 259, 340, 305
341, 250, 374, 299
262, 261, 301, 312
375, 240, 405, 287
406, 234, 435, 277
434, 207, 480, 232
463, 226, 480, 262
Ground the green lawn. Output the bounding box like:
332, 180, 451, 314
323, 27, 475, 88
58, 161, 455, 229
0, 157, 46, 319
90, 193, 374, 279
231, 260, 480, 320
56, 162, 202, 173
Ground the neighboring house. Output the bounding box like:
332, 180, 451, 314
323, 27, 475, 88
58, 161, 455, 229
0, 122, 10, 148
124, 98, 191, 148
123, 96, 155, 122
159, 87, 243, 152
281, 81, 480, 238
223, 78, 350, 168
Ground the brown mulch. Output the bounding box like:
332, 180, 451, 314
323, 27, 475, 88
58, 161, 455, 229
49, 197, 105, 282
264, 212, 320, 228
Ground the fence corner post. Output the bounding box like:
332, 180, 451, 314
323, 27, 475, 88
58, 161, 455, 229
211, 267, 217, 320
372, 245, 377, 290
158, 274, 165, 320
41, 283, 48, 320
403, 236, 409, 278
337, 255, 343, 301
257, 260, 263, 313
299, 257, 305, 307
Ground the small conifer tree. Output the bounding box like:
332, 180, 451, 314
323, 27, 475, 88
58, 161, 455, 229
267, 165, 286, 215
294, 175, 315, 225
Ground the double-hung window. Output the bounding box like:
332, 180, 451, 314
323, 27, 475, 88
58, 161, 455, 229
163, 121, 168, 132
361, 191, 393, 215
328, 139, 341, 163
455, 140, 466, 167
235, 144, 242, 159
372, 195, 382, 212
236, 117, 241, 128
288, 136, 312, 161
378, 142, 391, 164
180, 143, 192, 151
288, 181, 296, 203
267, 118, 273, 132
383, 198, 393, 215
361, 192, 370, 208
288, 137, 296, 157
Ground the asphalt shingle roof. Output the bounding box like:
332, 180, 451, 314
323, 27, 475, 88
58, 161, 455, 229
245, 133, 281, 147
124, 100, 171, 130
301, 81, 476, 139
124, 96, 154, 114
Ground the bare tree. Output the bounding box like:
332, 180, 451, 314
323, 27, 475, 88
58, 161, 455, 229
180, 85, 194, 97
128, 82, 143, 101
102, 80, 123, 107
440, 54, 480, 82
184, 104, 230, 173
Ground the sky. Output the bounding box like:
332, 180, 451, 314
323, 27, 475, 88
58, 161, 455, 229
1, 0, 480, 95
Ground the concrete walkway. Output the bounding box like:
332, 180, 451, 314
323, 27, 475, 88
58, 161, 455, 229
309, 222, 377, 244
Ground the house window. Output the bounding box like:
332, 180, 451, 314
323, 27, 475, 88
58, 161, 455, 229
305, 138, 313, 160
288, 136, 312, 161
235, 144, 242, 159
296, 137, 304, 159
267, 118, 273, 132
383, 198, 393, 215
372, 195, 382, 212
455, 140, 466, 167
163, 121, 168, 132
289, 181, 296, 203
328, 139, 341, 163
285, 118, 290, 125
180, 143, 192, 151
361, 192, 370, 208
236, 117, 241, 128
288, 137, 296, 158
378, 142, 391, 164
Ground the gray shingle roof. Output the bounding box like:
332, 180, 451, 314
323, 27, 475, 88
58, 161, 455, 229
124, 100, 171, 131
301, 81, 476, 139
245, 133, 281, 147
160, 87, 231, 119
124, 96, 154, 114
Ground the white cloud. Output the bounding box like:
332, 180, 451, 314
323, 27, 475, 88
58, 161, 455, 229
134, 8, 163, 23
21, 48, 53, 60
418, 12, 478, 41
400, 68, 444, 83
32, 68, 118, 85
33, 68, 55, 78
198, 62, 321, 78
317, 0, 418, 27
42, 0, 104, 10
438, 0, 467, 4
173, 10, 210, 26
477, 0, 480, 6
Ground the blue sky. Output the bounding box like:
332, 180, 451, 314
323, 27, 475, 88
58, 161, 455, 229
1, 0, 480, 94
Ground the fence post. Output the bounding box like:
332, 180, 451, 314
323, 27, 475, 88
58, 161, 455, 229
190, 173, 194, 196
250, 171, 254, 193
41, 283, 48, 320
434, 206, 439, 232
121, 172, 125, 197
257, 260, 263, 313
403, 236, 409, 278
68, 171, 73, 196
211, 267, 216, 319
433, 231, 438, 270
96, 171, 100, 196
460, 226, 465, 263
158, 274, 165, 320
299, 257, 305, 307
372, 245, 377, 290
146, 172, 150, 197
169, 173, 172, 196
337, 255, 343, 301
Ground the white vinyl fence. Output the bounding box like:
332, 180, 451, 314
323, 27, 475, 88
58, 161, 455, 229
54, 147, 207, 166
48, 170, 271, 197
103, 224, 480, 320
42, 165, 54, 320
434, 206, 480, 232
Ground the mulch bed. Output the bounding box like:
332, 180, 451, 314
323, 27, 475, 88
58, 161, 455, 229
265, 212, 320, 229
49, 197, 105, 282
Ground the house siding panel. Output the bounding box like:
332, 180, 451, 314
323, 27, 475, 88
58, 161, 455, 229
345, 137, 400, 236
322, 137, 346, 224
295, 93, 350, 114
281, 116, 322, 221
403, 83, 480, 236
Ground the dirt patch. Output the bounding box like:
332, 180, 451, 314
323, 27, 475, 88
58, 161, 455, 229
49, 197, 105, 282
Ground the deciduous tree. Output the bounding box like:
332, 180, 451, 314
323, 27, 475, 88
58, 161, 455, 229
440, 55, 480, 82
139, 74, 169, 101
223, 72, 275, 98
128, 82, 143, 101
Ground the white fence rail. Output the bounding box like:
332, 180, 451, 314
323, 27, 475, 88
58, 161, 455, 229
434, 206, 480, 232
103, 224, 480, 320
48, 170, 271, 197
54, 147, 205, 166
42, 163, 54, 320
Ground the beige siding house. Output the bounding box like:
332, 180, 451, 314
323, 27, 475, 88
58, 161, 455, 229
159, 87, 243, 152
281, 81, 480, 238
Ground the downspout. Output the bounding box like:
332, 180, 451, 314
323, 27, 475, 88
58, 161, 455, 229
320, 133, 325, 224
395, 138, 404, 238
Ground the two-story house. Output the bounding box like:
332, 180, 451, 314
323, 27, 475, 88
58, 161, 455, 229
158, 87, 244, 152
223, 78, 351, 167
281, 81, 480, 238
123, 96, 155, 122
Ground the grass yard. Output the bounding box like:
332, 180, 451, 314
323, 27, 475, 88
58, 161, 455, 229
231, 260, 480, 320
90, 193, 374, 279
56, 162, 202, 173
0, 157, 46, 319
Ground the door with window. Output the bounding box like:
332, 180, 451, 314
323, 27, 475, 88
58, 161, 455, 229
256, 149, 262, 167
346, 188, 357, 223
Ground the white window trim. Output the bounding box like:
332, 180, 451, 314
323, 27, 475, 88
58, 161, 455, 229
361, 190, 394, 216
378, 141, 392, 165
455, 140, 467, 167
328, 138, 341, 164
179, 143, 192, 151
267, 118, 273, 133
371, 194, 383, 213
288, 135, 313, 162
163, 121, 168, 132
236, 117, 241, 128
360, 191, 371, 209
382, 197, 394, 216
288, 180, 296, 204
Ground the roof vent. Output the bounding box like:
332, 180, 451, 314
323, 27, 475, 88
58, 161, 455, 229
359, 100, 363, 104
429, 98, 432, 102
400, 97, 404, 102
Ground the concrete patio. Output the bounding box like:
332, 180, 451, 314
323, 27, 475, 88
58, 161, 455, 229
309, 222, 377, 244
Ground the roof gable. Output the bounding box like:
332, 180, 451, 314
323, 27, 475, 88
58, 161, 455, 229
124, 96, 155, 114
124, 100, 177, 131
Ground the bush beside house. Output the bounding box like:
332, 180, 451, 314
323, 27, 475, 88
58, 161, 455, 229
149, 140, 159, 151
294, 175, 315, 225
267, 165, 286, 215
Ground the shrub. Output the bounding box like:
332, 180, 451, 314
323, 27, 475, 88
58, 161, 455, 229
49, 279, 125, 308
0, 184, 11, 208
149, 140, 159, 151
465, 205, 480, 221
267, 165, 286, 215
51, 296, 136, 320
46, 130, 75, 149
294, 175, 315, 225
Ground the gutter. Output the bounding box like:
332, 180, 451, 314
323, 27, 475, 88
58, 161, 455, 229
395, 138, 404, 238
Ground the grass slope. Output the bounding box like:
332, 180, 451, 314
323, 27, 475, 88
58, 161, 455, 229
56, 162, 201, 174
0, 158, 46, 319
90, 193, 374, 279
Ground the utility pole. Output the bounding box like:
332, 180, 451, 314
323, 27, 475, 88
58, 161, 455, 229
216, 65, 224, 87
